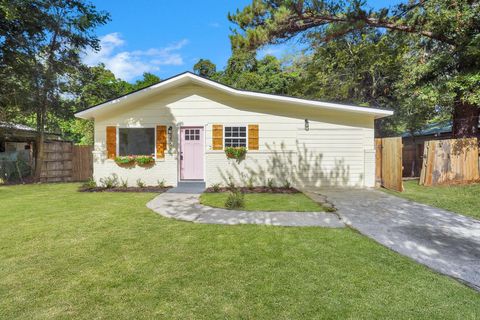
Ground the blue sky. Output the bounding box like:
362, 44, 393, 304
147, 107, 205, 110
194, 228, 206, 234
86, 0, 399, 81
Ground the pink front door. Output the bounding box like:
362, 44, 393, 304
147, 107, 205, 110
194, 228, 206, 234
180, 127, 204, 180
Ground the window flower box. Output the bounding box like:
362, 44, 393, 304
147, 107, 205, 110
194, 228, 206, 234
135, 155, 155, 166
114, 155, 155, 167
225, 147, 247, 160
114, 155, 136, 166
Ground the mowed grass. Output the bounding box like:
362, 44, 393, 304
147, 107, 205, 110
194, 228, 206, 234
200, 192, 326, 212
384, 180, 480, 220
0, 184, 479, 319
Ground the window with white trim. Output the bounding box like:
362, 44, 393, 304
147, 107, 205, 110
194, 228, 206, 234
224, 126, 247, 147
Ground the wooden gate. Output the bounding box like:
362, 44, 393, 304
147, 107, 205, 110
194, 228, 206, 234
72, 145, 93, 181
419, 138, 479, 186
375, 137, 403, 192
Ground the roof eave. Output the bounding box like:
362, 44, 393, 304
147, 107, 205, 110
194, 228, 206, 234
74, 72, 394, 119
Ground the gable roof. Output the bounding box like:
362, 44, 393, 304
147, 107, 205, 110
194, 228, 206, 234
0, 122, 63, 141
75, 71, 393, 120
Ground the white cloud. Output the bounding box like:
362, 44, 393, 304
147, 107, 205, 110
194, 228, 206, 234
83, 33, 188, 81
209, 22, 221, 28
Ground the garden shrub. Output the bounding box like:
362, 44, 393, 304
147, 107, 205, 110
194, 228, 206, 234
211, 183, 221, 192
99, 174, 119, 188
225, 190, 245, 209
267, 178, 275, 189
227, 177, 236, 191
136, 179, 146, 188
157, 179, 166, 188
82, 178, 97, 189
247, 176, 255, 190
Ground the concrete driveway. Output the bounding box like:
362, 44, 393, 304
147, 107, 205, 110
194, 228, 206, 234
308, 188, 480, 291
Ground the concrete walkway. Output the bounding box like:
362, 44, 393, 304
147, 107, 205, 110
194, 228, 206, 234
147, 192, 344, 228
310, 188, 480, 291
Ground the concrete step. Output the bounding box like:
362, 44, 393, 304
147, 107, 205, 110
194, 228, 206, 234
167, 181, 206, 194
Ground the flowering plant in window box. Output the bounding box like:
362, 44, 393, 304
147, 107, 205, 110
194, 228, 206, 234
114, 155, 136, 166
114, 155, 155, 167
135, 155, 155, 166
225, 147, 247, 160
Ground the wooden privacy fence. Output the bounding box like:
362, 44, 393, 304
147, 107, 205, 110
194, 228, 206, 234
375, 137, 404, 192
419, 138, 479, 186
40, 141, 72, 183
40, 141, 93, 182
72, 145, 94, 181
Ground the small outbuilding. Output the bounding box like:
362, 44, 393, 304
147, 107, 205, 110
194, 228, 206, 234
75, 72, 392, 188
0, 122, 63, 181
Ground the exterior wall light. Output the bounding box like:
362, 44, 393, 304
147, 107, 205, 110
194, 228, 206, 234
167, 126, 173, 147
305, 119, 309, 131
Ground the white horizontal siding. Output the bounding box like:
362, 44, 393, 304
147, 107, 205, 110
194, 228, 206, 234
93, 84, 375, 187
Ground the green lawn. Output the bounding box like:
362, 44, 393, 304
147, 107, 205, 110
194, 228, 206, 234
0, 184, 479, 319
200, 192, 327, 212
384, 180, 480, 220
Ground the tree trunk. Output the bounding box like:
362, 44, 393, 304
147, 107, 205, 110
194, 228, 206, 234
452, 100, 480, 138
32, 27, 58, 182
34, 131, 45, 181
34, 103, 47, 182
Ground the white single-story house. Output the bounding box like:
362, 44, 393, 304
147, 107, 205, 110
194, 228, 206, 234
75, 72, 392, 188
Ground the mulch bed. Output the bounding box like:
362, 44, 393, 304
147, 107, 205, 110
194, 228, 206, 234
79, 186, 172, 193
204, 186, 300, 194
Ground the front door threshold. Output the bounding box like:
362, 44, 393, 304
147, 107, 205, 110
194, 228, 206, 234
168, 181, 206, 194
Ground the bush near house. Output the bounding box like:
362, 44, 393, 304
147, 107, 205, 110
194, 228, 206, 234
224, 190, 245, 209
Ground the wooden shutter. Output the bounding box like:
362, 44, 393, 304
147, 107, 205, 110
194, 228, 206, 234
106, 126, 117, 159
156, 125, 167, 158
212, 124, 223, 150
248, 124, 259, 150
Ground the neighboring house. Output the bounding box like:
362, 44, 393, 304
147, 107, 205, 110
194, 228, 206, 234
402, 121, 480, 177
75, 72, 392, 188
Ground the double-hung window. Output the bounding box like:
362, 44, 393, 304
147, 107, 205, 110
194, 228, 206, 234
224, 126, 247, 148
118, 128, 155, 156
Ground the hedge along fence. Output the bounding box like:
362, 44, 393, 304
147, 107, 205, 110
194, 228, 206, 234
419, 138, 480, 186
